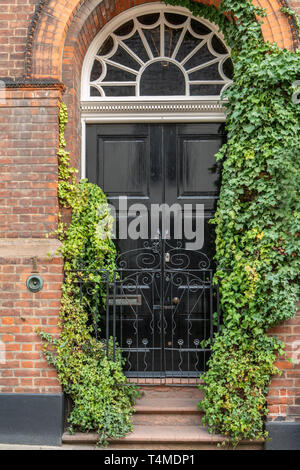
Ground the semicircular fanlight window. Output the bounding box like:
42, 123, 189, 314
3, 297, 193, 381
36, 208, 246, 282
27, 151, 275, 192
88, 10, 233, 99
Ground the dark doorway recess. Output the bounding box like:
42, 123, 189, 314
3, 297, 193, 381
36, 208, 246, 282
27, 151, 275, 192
86, 123, 225, 378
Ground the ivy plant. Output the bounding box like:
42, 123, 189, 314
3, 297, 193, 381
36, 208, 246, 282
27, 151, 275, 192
165, 0, 300, 444
40, 103, 139, 446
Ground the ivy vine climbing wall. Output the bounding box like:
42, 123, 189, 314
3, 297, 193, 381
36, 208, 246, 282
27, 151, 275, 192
40, 103, 139, 446
165, 0, 300, 442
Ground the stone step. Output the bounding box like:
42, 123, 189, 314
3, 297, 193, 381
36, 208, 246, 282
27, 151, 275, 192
132, 413, 203, 426
135, 398, 202, 413
133, 398, 203, 425
137, 385, 204, 400
62, 386, 264, 450
62, 427, 263, 450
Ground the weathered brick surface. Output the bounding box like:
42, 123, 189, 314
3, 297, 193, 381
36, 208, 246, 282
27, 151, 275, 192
0, 87, 62, 238
0, 240, 63, 393
267, 306, 300, 421
0, 0, 38, 78
290, 0, 300, 15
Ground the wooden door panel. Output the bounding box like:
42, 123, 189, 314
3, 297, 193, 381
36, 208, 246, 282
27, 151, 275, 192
86, 123, 225, 375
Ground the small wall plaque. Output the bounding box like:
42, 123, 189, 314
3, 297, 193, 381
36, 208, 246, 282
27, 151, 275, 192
26, 275, 44, 293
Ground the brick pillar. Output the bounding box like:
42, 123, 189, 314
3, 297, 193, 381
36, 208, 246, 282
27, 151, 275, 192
268, 306, 300, 421
0, 85, 64, 446
0, 240, 63, 394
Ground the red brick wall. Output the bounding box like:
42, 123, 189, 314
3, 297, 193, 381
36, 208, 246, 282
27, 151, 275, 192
267, 306, 300, 422
0, 0, 38, 78
290, 0, 300, 16
0, 240, 63, 393
0, 86, 61, 238
0, 85, 63, 393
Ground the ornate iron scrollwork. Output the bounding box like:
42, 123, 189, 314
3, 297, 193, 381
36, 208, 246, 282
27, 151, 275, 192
77, 239, 219, 384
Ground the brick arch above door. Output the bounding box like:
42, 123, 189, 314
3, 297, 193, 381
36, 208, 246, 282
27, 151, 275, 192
26, 0, 298, 80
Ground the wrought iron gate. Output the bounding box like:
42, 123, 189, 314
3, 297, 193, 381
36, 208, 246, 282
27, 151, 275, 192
78, 238, 220, 384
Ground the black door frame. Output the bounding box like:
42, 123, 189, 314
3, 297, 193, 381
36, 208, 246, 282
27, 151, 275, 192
85, 121, 225, 380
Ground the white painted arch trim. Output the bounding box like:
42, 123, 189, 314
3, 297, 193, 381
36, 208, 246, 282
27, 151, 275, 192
80, 3, 228, 179
81, 2, 232, 102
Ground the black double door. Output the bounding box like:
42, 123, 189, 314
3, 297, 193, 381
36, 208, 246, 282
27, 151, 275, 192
86, 123, 225, 376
